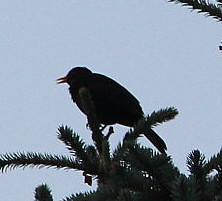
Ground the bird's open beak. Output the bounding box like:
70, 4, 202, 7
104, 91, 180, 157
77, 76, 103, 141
56, 76, 68, 84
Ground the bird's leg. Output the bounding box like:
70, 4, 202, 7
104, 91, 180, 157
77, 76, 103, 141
104, 126, 114, 140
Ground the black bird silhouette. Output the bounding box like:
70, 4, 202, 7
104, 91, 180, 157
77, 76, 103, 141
57, 67, 167, 154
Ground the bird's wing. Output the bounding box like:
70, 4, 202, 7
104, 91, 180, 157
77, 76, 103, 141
87, 73, 144, 125
92, 73, 141, 106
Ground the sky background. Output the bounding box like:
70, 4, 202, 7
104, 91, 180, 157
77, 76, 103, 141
0, 1, 222, 200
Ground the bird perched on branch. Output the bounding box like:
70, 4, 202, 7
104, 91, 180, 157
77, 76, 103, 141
57, 67, 167, 154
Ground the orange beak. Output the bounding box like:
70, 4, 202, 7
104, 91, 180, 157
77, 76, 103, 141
56, 76, 68, 84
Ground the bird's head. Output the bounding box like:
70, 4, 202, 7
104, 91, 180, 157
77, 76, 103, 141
57, 67, 92, 85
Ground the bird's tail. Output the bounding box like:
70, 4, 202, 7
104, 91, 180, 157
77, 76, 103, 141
143, 129, 167, 154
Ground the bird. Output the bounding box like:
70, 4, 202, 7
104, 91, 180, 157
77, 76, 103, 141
57, 67, 167, 154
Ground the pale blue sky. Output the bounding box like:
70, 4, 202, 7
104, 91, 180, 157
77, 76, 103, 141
1, 1, 222, 200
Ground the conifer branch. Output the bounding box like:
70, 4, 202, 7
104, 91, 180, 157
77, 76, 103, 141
186, 150, 208, 200
99, 139, 111, 176
205, 148, 222, 173
168, 0, 222, 21
85, 145, 99, 164
63, 191, 97, 201
35, 184, 53, 201
123, 107, 178, 144
113, 143, 178, 196
98, 161, 150, 193
187, 150, 206, 178
116, 189, 134, 201
57, 126, 99, 177
0, 152, 83, 172
126, 144, 178, 190
171, 175, 190, 201
146, 107, 179, 127
113, 143, 128, 162
57, 126, 89, 163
